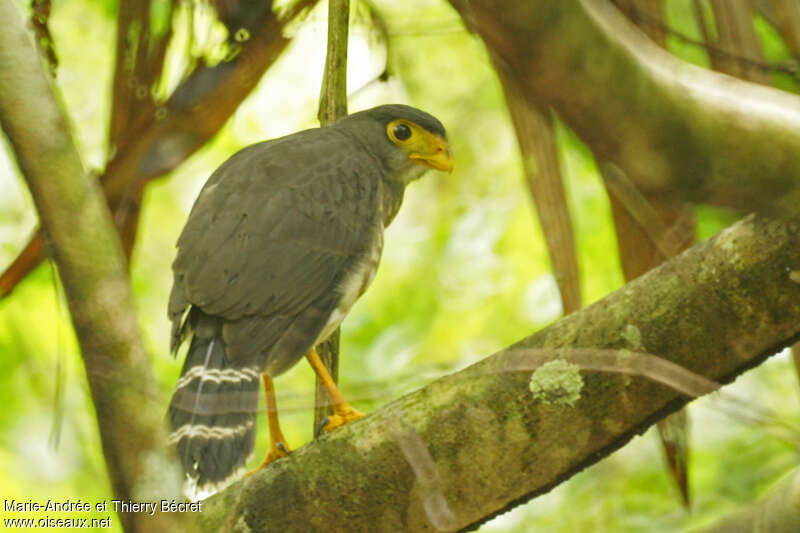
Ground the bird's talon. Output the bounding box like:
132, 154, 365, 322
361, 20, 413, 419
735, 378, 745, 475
244, 441, 290, 478
322, 408, 365, 433
271, 441, 291, 461
315, 416, 330, 438
315, 408, 364, 438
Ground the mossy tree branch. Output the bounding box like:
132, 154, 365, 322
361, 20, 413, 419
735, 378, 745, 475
0, 4, 185, 532
197, 213, 800, 532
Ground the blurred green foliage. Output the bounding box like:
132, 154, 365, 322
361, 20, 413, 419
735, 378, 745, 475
0, 0, 798, 531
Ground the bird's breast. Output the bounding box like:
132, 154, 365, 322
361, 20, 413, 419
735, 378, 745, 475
316, 222, 384, 344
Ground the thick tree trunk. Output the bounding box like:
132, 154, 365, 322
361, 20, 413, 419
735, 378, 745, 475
196, 214, 800, 532
0, 4, 184, 532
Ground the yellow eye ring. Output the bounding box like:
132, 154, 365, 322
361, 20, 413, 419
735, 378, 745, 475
387, 119, 417, 145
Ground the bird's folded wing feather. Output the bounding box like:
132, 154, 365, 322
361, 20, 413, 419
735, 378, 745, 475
170, 129, 380, 323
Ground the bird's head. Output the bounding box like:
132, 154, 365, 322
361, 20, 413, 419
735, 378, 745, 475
336, 104, 454, 186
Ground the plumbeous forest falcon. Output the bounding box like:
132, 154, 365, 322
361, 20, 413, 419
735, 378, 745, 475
166, 104, 454, 496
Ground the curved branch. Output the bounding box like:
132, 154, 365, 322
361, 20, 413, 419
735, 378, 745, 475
449, 0, 800, 213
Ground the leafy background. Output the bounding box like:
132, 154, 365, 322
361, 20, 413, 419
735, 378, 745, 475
0, 0, 798, 531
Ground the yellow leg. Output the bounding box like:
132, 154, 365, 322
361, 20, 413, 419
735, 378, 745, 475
307, 348, 364, 433
245, 374, 290, 477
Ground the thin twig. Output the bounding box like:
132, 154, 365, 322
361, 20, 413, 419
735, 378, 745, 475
314, 0, 350, 433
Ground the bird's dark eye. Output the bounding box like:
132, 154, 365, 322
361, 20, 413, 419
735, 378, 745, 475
393, 123, 412, 141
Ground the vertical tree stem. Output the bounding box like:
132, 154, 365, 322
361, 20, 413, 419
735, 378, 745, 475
317, 0, 350, 126
314, 0, 350, 433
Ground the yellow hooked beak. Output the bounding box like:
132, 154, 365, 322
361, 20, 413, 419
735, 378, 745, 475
409, 132, 454, 173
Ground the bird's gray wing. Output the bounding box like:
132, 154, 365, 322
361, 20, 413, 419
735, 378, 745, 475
169, 128, 380, 365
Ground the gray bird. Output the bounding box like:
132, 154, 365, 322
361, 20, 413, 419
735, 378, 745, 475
167, 104, 453, 496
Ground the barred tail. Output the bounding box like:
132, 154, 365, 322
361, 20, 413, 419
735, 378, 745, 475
167, 315, 259, 498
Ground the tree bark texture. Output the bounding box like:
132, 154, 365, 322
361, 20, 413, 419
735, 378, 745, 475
498, 72, 582, 315
0, 3, 184, 532
449, 0, 800, 214
197, 214, 800, 531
